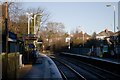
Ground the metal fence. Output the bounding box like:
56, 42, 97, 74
70, 48, 91, 55
70, 46, 120, 57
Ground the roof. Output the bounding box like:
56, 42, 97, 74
114, 31, 120, 36
97, 30, 114, 37
84, 33, 91, 37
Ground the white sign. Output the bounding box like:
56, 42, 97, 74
65, 37, 70, 42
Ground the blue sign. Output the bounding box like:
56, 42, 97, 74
28, 44, 35, 48
9, 31, 17, 40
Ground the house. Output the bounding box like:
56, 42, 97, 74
73, 31, 91, 40
112, 31, 120, 43
96, 29, 114, 40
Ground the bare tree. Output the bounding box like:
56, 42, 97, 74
6, 2, 50, 36
91, 32, 97, 39
6, 2, 25, 33
40, 22, 66, 52
40, 22, 65, 44
46, 22, 65, 34
8, 2, 23, 22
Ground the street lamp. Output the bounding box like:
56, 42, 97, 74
26, 12, 33, 63
106, 4, 116, 33
106, 4, 116, 57
68, 32, 71, 50
26, 12, 33, 35
82, 31, 85, 47
34, 14, 42, 35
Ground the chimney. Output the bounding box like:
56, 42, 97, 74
105, 29, 108, 33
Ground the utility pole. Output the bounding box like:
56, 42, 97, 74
3, 1, 8, 79
5, 2, 8, 53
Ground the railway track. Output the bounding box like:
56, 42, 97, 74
50, 56, 86, 80
55, 55, 120, 80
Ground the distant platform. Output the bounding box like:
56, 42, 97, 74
61, 52, 120, 65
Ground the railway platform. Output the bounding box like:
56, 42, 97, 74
18, 53, 62, 79
61, 52, 120, 64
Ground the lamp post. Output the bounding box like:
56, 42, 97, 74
33, 14, 42, 51
26, 13, 33, 63
106, 4, 116, 33
106, 4, 116, 57
68, 32, 71, 50
34, 14, 42, 35
26, 13, 33, 35
82, 31, 85, 47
